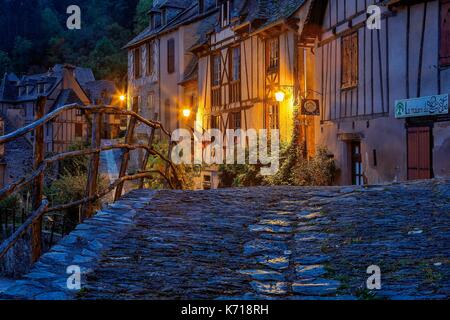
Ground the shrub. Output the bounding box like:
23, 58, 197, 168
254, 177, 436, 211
142, 140, 199, 190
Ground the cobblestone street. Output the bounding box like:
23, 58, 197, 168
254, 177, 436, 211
2, 179, 450, 300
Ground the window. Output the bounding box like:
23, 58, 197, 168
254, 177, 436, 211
230, 46, 241, 103
75, 123, 83, 138
19, 86, 25, 96
221, 0, 230, 27
231, 47, 240, 81
212, 54, 221, 87
341, 33, 358, 89
132, 96, 139, 113
147, 42, 154, 75
266, 38, 279, 73
164, 99, 171, 127
162, 9, 167, 25
199, 0, 204, 14
229, 111, 241, 130
440, 0, 450, 66
211, 54, 222, 107
264, 104, 279, 130
167, 39, 175, 74
148, 92, 158, 120
210, 115, 220, 129
37, 84, 44, 94
134, 47, 141, 79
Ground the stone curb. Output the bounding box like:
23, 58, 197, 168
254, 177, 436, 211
2, 189, 156, 300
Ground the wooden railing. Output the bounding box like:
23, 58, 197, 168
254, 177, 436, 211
0, 96, 182, 263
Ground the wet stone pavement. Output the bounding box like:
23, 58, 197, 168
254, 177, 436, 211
2, 179, 450, 300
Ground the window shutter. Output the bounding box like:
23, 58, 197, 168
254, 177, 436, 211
167, 39, 175, 74
134, 48, 141, 79
440, 0, 450, 66
341, 33, 358, 89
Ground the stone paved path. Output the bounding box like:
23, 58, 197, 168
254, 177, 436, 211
2, 179, 449, 300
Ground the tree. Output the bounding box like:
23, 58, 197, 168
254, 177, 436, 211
12, 37, 33, 72
0, 50, 11, 75
134, 0, 153, 33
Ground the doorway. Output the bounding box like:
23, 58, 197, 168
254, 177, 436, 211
350, 141, 363, 185
407, 126, 433, 180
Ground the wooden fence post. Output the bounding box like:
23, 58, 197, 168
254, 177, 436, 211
138, 127, 155, 189
114, 103, 138, 201
81, 112, 102, 221
31, 96, 46, 263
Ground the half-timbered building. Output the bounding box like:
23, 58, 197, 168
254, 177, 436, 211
0, 64, 120, 153
299, 0, 450, 185
194, 0, 306, 144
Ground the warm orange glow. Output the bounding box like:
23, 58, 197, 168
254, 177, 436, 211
119, 95, 126, 102
275, 90, 285, 102
182, 108, 191, 118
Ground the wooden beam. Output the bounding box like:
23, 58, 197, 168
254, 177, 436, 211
81, 112, 102, 221
31, 96, 46, 263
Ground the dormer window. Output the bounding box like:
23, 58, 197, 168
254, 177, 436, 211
162, 9, 167, 25
19, 86, 26, 96
37, 83, 45, 94
26, 85, 33, 95
221, 0, 231, 28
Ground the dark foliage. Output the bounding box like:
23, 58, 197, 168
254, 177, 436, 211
0, 0, 150, 85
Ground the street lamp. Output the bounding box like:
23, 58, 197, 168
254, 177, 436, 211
182, 108, 191, 118
119, 94, 126, 102
275, 90, 286, 102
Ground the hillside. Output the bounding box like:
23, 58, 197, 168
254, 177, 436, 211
0, 0, 153, 86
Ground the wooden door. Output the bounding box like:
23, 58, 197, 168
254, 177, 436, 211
407, 126, 432, 180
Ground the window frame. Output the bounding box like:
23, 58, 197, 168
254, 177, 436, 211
212, 53, 222, 87
266, 37, 280, 74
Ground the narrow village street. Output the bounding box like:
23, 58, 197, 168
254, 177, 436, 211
3, 179, 449, 300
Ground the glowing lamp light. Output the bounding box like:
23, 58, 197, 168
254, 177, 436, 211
119, 95, 126, 102
182, 108, 191, 118
275, 90, 285, 102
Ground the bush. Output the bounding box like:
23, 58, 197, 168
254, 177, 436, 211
218, 142, 336, 187
142, 140, 199, 190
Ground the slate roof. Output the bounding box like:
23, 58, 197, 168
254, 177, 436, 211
125, 1, 218, 48
49, 88, 85, 112
179, 56, 198, 85
83, 80, 118, 105
0, 64, 95, 103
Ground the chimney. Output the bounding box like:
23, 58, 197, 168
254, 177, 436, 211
62, 64, 76, 89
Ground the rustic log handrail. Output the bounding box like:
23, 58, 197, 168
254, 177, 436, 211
0, 96, 182, 263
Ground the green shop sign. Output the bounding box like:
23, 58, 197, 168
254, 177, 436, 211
395, 94, 449, 119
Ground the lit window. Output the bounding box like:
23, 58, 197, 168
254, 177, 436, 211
267, 38, 279, 73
